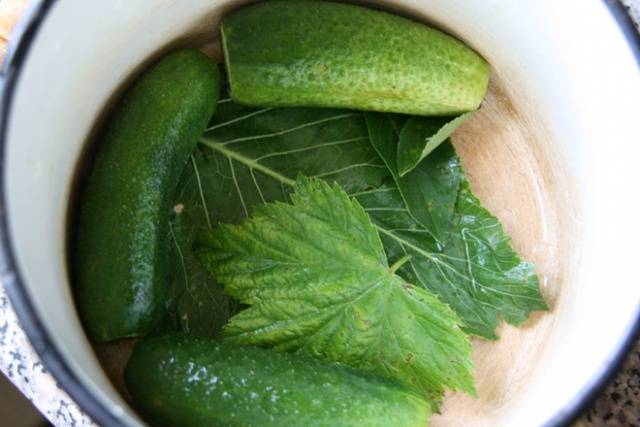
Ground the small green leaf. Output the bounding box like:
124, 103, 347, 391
397, 113, 473, 176
366, 113, 462, 243
198, 177, 475, 402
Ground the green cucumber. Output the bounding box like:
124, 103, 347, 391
221, 0, 490, 116
73, 49, 220, 342
125, 334, 431, 427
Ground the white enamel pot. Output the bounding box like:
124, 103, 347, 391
1, 1, 639, 426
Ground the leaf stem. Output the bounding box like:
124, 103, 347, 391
389, 254, 412, 274
199, 137, 296, 186
191, 155, 212, 229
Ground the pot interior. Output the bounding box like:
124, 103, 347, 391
4, 1, 640, 426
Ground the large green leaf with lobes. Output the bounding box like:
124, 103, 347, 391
165, 100, 386, 336
365, 113, 548, 338
197, 177, 475, 403
165, 93, 546, 340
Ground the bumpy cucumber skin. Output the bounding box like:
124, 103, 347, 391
125, 334, 431, 427
221, 0, 490, 116
73, 50, 220, 343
